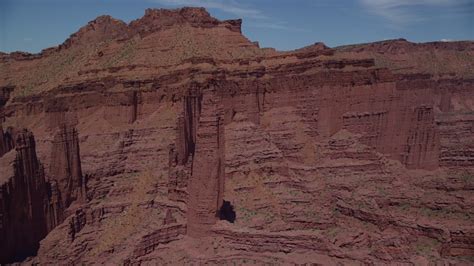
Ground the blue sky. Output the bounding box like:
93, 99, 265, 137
0, 0, 473, 53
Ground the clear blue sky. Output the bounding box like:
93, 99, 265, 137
1, 0, 473, 53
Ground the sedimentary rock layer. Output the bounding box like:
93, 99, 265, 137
0, 7, 472, 265
186, 86, 226, 237
49, 125, 85, 210
0, 126, 86, 263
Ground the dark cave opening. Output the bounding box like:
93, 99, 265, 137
2, 241, 40, 264
218, 200, 236, 223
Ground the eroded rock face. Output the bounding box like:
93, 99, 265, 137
186, 86, 226, 237
0, 127, 87, 263
0, 123, 11, 156
0, 6, 473, 265
50, 125, 85, 210
0, 130, 50, 263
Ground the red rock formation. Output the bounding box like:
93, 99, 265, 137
167, 143, 192, 202
68, 209, 87, 241
60, 15, 130, 50
0, 6, 473, 265
0, 86, 13, 107
0, 130, 50, 263
2, 127, 16, 156
129, 224, 186, 260
49, 125, 86, 216
441, 231, 474, 257
0, 123, 7, 156
129, 7, 242, 35
186, 85, 226, 237
163, 209, 177, 225
0, 124, 86, 263
0, 86, 14, 157
178, 84, 202, 164
168, 83, 202, 202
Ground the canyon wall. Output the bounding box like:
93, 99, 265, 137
0, 7, 472, 265
0, 126, 86, 263
0, 130, 50, 263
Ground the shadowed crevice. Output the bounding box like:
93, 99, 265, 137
218, 200, 236, 223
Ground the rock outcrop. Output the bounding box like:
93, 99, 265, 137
0, 130, 50, 263
49, 125, 86, 211
0, 123, 14, 157
186, 85, 226, 237
0, 126, 86, 263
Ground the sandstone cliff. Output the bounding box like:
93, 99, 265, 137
50, 126, 86, 209
0, 7, 473, 265
0, 126, 86, 263
0, 130, 50, 263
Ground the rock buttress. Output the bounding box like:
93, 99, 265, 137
168, 84, 202, 202
49, 126, 85, 215
0, 130, 51, 263
186, 86, 225, 237
179, 84, 202, 164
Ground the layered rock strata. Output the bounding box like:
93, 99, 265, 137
186, 85, 226, 237
0, 126, 86, 263
49, 126, 86, 211
0, 7, 472, 265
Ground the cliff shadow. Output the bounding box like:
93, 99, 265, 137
218, 200, 236, 223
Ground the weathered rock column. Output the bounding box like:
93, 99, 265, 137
49, 125, 85, 213
0, 130, 50, 263
168, 84, 202, 202
186, 88, 225, 237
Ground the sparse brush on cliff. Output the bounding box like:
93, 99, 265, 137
103, 38, 137, 68
414, 237, 441, 256
90, 171, 161, 256
459, 171, 474, 182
